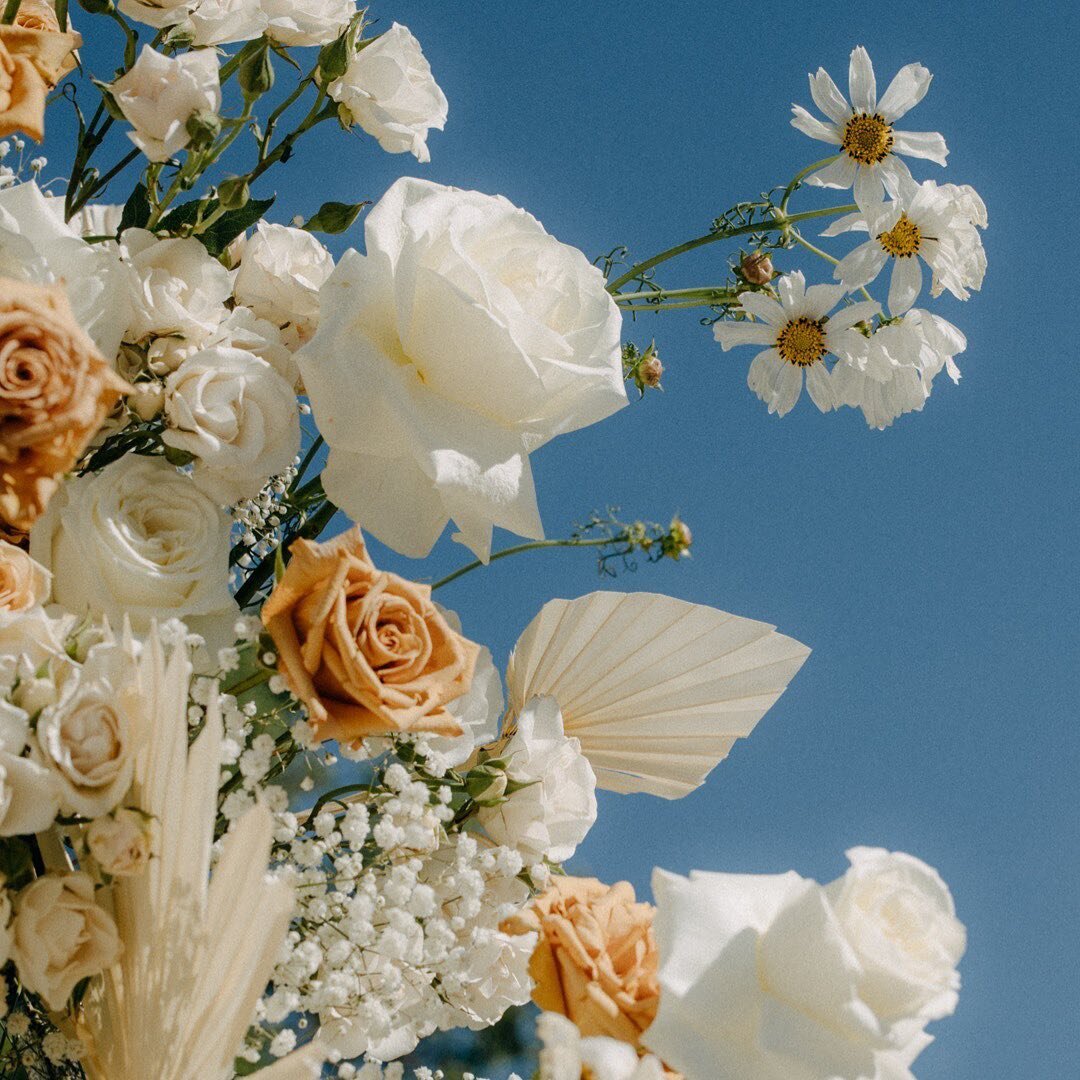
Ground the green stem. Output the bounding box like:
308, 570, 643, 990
793, 232, 875, 304
0, 0, 21, 24
246, 90, 331, 186
615, 285, 738, 303
606, 205, 856, 294
222, 667, 273, 697
292, 435, 325, 488
68, 147, 140, 216
779, 154, 840, 214
431, 535, 622, 591
259, 76, 314, 160
54, 0, 67, 27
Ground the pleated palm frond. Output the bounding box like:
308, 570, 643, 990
79, 630, 320, 1080
506, 592, 811, 799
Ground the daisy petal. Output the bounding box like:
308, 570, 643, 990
772, 362, 804, 416
877, 63, 933, 122
834, 241, 889, 290
888, 257, 922, 315
713, 321, 775, 350
804, 282, 849, 316
738, 292, 787, 326
827, 299, 881, 332
747, 349, 784, 406
848, 46, 877, 113
806, 154, 859, 190
877, 155, 914, 199
820, 211, 868, 237
892, 130, 949, 165
804, 361, 835, 412
853, 165, 885, 210
777, 271, 806, 311
791, 105, 842, 144
809, 68, 852, 124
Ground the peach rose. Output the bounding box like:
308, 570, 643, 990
505, 876, 661, 1048
262, 526, 480, 743
0, 537, 48, 611
0, 279, 128, 531
0, 21, 80, 142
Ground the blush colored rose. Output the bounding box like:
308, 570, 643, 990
0, 537, 48, 612
0, 279, 128, 531
0, 23, 79, 142
505, 876, 660, 1049
262, 526, 480, 743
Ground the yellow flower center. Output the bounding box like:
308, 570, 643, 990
841, 112, 894, 166
877, 214, 922, 258
776, 317, 828, 367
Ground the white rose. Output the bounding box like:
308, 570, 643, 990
34, 641, 140, 819
211, 305, 298, 387
263, 0, 354, 46
11, 871, 121, 1010
0, 181, 134, 360
0, 750, 62, 836
645, 859, 965, 1080
478, 695, 596, 863
163, 345, 301, 504
122, 229, 234, 344
537, 1013, 666, 1080
328, 23, 447, 162
298, 177, 627, 560
117, 0, 190, 30
0, 608, 75, 692
827, 847, 966, 1025
189, 0, 267, 46
111, 46, 222, 163
232, 222, 334, 341
86, 808, 154, 877
30, 456, 236, 638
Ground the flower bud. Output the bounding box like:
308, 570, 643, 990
639, 354, 664, 388
216, 175, 250, 212
86, 809, 154, 878
662, 516, 693, 561
129, 384, 165, 422
78, 0, 115, 14
740, 251, 774, 285
238, 43, 275, 100
185, 110, 222, 151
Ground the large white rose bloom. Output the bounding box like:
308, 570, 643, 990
477, 695, 597, 863
163, 345, 301, 505
117, 0, 189, 30
328, 23, 448, 162
298, 177, 627, 560
111, 46, 222, 164
262, 0, 354, 46
188, 0, 268, 46
644, 853, 965, 1080
30, 457, 236, 640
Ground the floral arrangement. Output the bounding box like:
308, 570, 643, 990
0, 4, 985, 1078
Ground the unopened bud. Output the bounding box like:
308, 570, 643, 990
639, 355, 664, 388
663, 516, 693, 561
740, 251, 774, 285
217, 175, 250, 212
238, 42, 275, 99
185, 110, 222, 150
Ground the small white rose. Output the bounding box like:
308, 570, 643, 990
0, 750, 63, 836
86, 808, 154, 877
211, 305, 298, 387
478, 695, 597, 863
328, 23, 447, 162
232, 222, 334, 341
117, 0, 190, 30
0, 540, 49, 613
11, 871, 121, 1010
122, 229, 234, 345
111, 46, 222, 164
263, 0, 355, 46
30, 456, 237, 639
188, 0, 268, 46
163, 345, 301, 505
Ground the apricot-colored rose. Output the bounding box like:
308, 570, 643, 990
0, 279, 128, 531
262, 526, 479, 743
0, 537, 48, 611
13, 1, 62, 33
0, 23, 80, 142
505, 876, 661, 1048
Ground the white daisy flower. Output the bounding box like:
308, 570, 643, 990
791, 46, 948, 208
833, 307, 966, 429
713, 271, 878, 417
824, 180, 987, 315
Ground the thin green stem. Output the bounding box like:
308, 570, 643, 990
222, 668, 273, 697
259, 76, 314, 160
793, 232, 876, 304
1, 0, 21, 24
606, 205, 856, 294
780, 154, 840, 214
431, 535, 621, 591
614, 285, 739, 304
293, 435, 325, 488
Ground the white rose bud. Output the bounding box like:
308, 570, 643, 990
86, 809, 154, 878
328, 24, 448, 163
111, 46, 222, 163
11, 872, 121, 1010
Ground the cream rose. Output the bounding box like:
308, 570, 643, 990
11, 871, 121, 1010
30, 455, 236, 637
232, 222, 334, 342
111, 45, 221, 163
328, 24, 447, 162
262, 526, 480, 744
478, 696, 596, 863
537, 1013, 667, 1080
297, 177, 627, 560
117, 0, 190, 30
163, 345, 300, 505
0, 539, 48, 612
0, 21, 80, 143
188, 0, 268, 47
263, 0, 354, 46
34, 640, 140, 819
85, 808, 153, 877
644, 857, 966, 1080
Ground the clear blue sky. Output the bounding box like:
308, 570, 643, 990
53, 2, 1078, 1075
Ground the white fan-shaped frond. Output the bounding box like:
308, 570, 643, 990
80, 629, 320, 1080
506, 592, 810, 798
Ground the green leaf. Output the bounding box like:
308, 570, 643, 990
303, 199, 369, 235
158, 195, 275, 256
0, 837, 34, 890
119, 181, 150, 232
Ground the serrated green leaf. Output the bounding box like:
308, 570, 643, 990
119, 182, 150, 232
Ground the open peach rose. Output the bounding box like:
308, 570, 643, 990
0, 279, 128, 531
262, 526, 479, 743
504, 876, 661, 1049
0, 19, 80, 142
0, 537, 48, 611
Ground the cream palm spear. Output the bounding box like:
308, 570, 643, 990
78, 631, 320, 1080
506, 592, 810, 798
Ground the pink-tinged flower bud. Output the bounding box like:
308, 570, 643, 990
639, 354, 664, 388
740, 251, 774, 285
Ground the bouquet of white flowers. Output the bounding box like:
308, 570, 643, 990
0, 5, 983, 1077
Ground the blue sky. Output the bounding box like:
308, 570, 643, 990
50, 2, 1078, 1075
